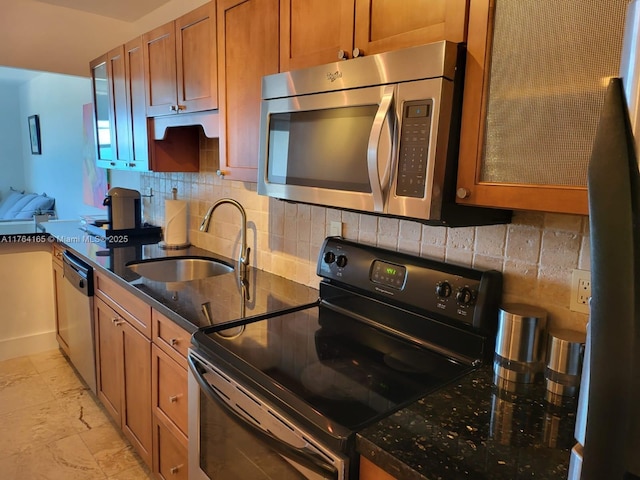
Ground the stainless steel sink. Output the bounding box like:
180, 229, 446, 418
126, 257, 234, 282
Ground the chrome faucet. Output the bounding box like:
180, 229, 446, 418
199, 198, 250, 279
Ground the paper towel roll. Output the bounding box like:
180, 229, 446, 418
164, 199, 188, 246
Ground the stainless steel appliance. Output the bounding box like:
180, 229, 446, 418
103, 187, 142, 230
570, 1, 640, 477
257, 42, 511, 227
188, 237, 503, 479
62, 251, 96, 394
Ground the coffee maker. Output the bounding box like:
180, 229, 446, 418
103, 187, 142, 231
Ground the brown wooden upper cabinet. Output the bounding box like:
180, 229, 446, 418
456, 0, 628, 215
143, 1, 217, 117
216, 0, 279, 182
90, 38, 199, 172
280, 0, 469, 71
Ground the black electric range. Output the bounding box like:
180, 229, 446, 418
189, 237, 502, 479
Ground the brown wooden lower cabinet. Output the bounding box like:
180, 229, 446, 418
359, 456, 397, 480
151, 311, 189, 480
153, 418, 188, 480
94, 295, 153, 467
152, 344, 188, 440
51, 244, 69, 356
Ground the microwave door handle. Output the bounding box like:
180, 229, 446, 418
367, 86, 395, 212
187, 354, 339, 479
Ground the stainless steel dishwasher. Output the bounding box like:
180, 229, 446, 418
62, 251, 97, 394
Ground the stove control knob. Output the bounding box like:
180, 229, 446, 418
323, 251, 336, 264
336, 254, 348, 268
435, 281, 452, 298
456, 287, 476, 306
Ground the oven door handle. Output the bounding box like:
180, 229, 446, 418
188, 353, 340, 479
367, 85, 395, 213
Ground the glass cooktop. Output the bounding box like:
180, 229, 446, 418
194, 303, 472, 431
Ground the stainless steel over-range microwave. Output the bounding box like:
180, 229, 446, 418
257, 41, 510, 227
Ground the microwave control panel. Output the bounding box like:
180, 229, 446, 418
396, 99, 434, 198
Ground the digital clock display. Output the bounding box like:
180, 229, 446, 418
371, 260, 406, 289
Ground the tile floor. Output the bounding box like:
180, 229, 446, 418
0, 348, 153, 479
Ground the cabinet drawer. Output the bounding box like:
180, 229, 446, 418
152, 345, 188, 440
152, 310, 189, 366
153, 418, 188, 480
95, 271, 151, 337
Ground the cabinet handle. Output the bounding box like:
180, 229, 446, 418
112, 318, 124, 326
337, 49, 349, 60
170, 105, 177, 112
216, 169, 226, 178
456, 187, 471, 199
170, 465, 183, 474
176, 105, 186, 112
128, 163, 136, 168
169, 338, 179, 346
169, 394, 182, 403
352, 47, 363, 58
110, 162, 116, 166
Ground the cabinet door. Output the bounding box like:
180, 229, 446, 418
280, 0, 355, 71
90, 54, 116, 168
153, 418, 188, 480
52, 253, 70, 356
456, 0, 627, 215
176, 1, 217, 113
152, 345, 188, 440
95, 297, 123, 424
143, 21, 178, 117
124, 37, 150, 171
107, 45, 133, 163
217, 0, 280, 181
353, 0, 468, 56
122, 320, 153, 467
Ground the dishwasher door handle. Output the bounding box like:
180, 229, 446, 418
62, 251, 94, 296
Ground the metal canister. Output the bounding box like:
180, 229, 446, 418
493, 303, 548, 385
544, 328, 586, 400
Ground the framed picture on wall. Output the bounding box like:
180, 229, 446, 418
28, 114, 41, 155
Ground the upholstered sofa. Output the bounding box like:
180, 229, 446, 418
0, 188, 56, 221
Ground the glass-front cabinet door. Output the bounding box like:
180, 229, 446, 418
90, 54, 116, 169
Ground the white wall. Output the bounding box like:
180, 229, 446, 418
0, 244, 56, 361
19, 73, 106, 219
0, 83, 26, 198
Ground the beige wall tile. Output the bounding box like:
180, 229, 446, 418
140, 145, 591, 331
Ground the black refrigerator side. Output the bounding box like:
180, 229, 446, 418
573, 77, 640, 479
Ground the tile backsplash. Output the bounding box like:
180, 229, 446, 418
140, 136, 590, 333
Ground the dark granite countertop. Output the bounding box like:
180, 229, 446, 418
42, 220, 319, 334
357, 367, 577, 480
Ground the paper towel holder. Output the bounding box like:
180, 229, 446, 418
159, 188, 191, 250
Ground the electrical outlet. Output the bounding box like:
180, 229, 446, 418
570, 269, 591, 314
329, 221, 343, 237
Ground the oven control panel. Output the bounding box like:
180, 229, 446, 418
318, 236, 502, 331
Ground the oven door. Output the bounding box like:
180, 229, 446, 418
188, 350, 347, 480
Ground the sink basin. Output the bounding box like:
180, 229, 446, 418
126, 257, 233, 282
